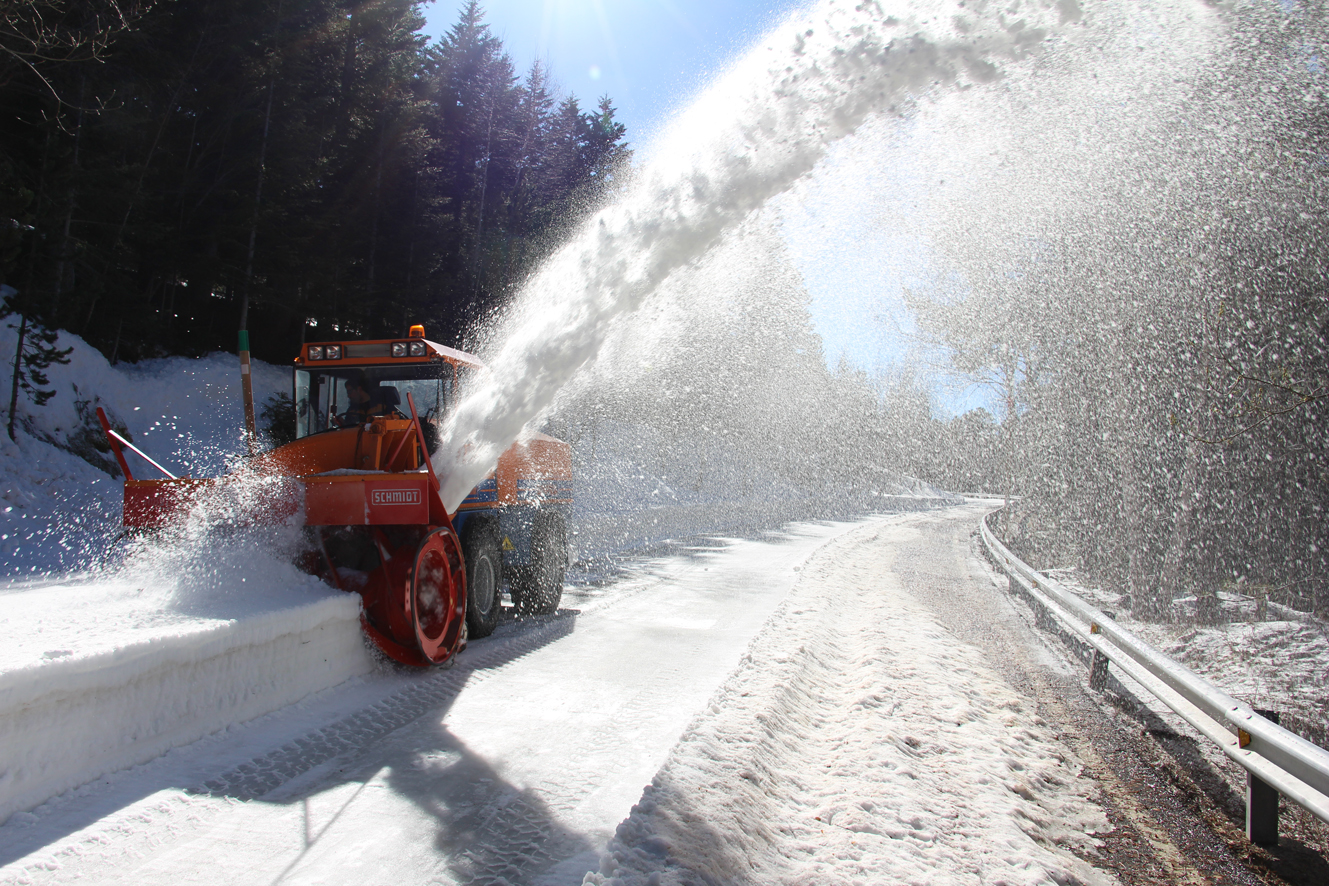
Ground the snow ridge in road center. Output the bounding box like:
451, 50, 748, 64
587, 516, 1117, 886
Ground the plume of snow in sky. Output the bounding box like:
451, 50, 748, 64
434, 0, 1067, 510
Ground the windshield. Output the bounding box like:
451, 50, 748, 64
294, 363, 458, 438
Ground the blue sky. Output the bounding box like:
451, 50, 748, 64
420, 0, 804, 145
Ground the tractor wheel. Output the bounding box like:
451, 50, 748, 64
511, 511, 566, 616
462, 521, 502, 638
408, 526, 467, 664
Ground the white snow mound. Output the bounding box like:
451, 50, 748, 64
0, 531, 374, 826
0, 587, 371, 826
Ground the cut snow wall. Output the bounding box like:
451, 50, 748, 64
0, 595, 373, 824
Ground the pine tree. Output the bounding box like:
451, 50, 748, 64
0, 0, 635, 364
3, 290, 72, 440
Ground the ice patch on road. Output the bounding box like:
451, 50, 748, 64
588, 519, 1116, 886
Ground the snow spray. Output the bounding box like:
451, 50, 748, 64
108, 472, 325, 614
433, 0, 1069, 511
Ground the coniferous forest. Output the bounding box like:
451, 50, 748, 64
1, 0, 630, 364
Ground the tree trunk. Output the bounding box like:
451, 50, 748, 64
239, 1, 282, 332
8, 313, 28, 441
239, 78, 276, 332
52, 77, 86, 324
367, 117, 385, 301
1155, 435, 1202, 620
1153, 305, 1215, 621
1120, 462, 1153, 612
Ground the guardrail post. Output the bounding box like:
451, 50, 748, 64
1087, 620, 1110, 690
1247, 709, 1281, 847
1089, 650, 1110, 691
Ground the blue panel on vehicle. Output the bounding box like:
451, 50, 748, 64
462, 477, 498, 504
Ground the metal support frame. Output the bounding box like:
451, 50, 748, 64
96, 406, 178, 480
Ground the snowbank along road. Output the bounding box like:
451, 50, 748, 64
1, 504, 1305, 884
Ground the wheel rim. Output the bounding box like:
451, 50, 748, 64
471, 553, 496, 615
410, 528, 465, 663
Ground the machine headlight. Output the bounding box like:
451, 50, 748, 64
308, 345, 324, 360
324, 344, 342, 359
408, 341, 426, 357
391, 342, 408, 357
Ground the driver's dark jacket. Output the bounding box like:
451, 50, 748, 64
339, 398, 393, 426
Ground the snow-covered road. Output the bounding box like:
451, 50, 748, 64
1, 515, 878, 883
0, 504, 1165, 884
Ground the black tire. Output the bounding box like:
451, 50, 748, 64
511, 511, 567, 616
462, 521, 502, 638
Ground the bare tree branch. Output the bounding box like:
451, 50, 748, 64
0, 0, 147, 109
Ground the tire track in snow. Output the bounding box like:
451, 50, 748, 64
2, 515, 930, 886
956, 534, 1210, 886
194, 611, 579, 801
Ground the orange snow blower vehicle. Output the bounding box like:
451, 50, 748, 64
97, 325, 572, 667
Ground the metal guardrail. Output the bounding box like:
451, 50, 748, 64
979, 511, 1329, 847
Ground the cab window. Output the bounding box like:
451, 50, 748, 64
293, 366, 457, 439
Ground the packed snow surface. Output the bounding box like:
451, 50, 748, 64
0, 539, 345, 674
0, 543, 371, 826
590, 514, 1114, 886
0, 516, 876, 882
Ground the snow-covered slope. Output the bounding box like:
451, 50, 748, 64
1047, 569, 1329, 753
0, 587, 370, 827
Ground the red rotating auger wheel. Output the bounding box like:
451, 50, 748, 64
407, 526, 466, 663
353, 524, 467, 667
307, 392, 468, 668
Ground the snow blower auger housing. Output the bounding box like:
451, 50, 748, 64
98, 325, 573, 667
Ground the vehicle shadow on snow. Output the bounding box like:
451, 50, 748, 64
381, 720, 599, 886
189, 605, 582, 802
0, 607, 580, 871
207, 605, 595, 886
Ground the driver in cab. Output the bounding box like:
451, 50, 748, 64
336, 372, 394, 427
